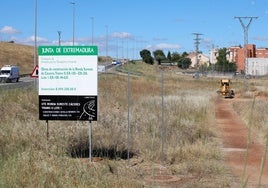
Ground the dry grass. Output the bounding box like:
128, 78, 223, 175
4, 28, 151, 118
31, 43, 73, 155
1, 62, 254, 187
232, 78, 268, 135
230, 78, 268, 187
0, 42, 112, 75
232, 97, 268, 145
0, 42, 35, 74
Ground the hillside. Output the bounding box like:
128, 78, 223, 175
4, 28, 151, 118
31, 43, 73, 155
0, 42, 34, 74
0, 42, 113, 75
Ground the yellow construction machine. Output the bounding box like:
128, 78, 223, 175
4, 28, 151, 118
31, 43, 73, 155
217, 79, 235, 98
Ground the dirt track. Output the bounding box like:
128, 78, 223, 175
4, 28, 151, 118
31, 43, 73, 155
215, 98, 268, 187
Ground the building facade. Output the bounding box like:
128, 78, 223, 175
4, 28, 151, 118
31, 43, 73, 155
188, 52, 209, 67
247, 58, 268, 76
210, 44, 268, 74
256, 48, 268, 58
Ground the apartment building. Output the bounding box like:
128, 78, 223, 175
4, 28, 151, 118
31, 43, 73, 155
211, 44, 268, 74
256, 48, 268, 58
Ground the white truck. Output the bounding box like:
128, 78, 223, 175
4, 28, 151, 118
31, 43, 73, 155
0, 65, 20, 83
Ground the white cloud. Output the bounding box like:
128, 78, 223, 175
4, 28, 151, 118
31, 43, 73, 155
146, 43, 181, 51
112, 32, 132, 39
0, 26, 20, 34
202, 38, 212, 44
21, 35, 49, 44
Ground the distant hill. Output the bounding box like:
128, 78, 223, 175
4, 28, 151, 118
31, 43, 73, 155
0, 42, 115, 75
0, 42, 34, 74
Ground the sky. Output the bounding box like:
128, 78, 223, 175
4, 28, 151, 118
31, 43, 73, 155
0, 0, 268, 59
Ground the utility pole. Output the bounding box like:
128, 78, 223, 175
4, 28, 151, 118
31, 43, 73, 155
57, 31, 62, 46
70, 1, 75, 46
192, 33, 203, 67
91, 17, 94, 45
105, 25, 108, 58
234, 16, 258, 75
34, 0, 37, 90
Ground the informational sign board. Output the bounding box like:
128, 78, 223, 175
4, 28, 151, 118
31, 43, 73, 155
38, 46, 98, 121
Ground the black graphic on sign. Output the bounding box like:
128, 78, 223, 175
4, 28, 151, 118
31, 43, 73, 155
79, 100, 96, 120
39, 95, 97, 121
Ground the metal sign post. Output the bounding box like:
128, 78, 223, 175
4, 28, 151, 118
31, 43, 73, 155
161, 70, 165, 166
89, 120, 92, 162
127, 72, 131, 165
46, 120, 49, 152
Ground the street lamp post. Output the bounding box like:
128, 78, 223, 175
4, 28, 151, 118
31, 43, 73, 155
70, 2, 75, 46
105, 25, 108, 57
91, 17, 94, 45
34, 0, 37, 89
57, 31, 62, 46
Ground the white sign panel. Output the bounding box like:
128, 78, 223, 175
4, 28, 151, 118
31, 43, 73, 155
38, 46, 98, 121
39, 56, 97, 95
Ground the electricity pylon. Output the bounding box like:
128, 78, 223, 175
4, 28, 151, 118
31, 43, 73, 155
234, 16, 258, 75
192, 33, 203, 67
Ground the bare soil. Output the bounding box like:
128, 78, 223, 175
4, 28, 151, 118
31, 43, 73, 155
215, 97, 268, 187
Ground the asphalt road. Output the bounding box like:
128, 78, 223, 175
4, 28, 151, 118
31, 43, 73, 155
0, 76, 35, 90
0, 63, 118, 91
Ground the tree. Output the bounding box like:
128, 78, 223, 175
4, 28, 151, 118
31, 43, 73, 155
140, 49, 154, 65
171, 52, 181, 62
153, 50, 166, 65
178, 57, 191, 69
170, 51, 191, 69
214, 48, 237, 72
167, 51, 172, 61
181, 51, 189, 58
